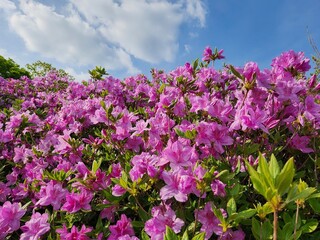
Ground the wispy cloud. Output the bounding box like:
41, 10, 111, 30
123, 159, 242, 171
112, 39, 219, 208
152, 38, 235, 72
3, 0, 207, 75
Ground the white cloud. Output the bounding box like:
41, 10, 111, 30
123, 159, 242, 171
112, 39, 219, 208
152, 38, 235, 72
184, 0, 206, 27
71, 0, 184, 63
184, 44, 191, 54
5, 0, 206, 74
0, 0, 16, 12
9, 0, 135, 72
64, 67, 90, 82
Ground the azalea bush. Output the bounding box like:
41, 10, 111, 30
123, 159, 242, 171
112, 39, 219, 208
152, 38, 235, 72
0, 47, 320, 240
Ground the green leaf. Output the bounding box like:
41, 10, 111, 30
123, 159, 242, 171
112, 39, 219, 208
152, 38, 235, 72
252, 218, 273, 240
132, 221, 145, 228
234, 208, 256, 221
300, 219, 318, 233
191, 232, 206, 240
175, 128, 186, 138
229, 65, 244, 80
308, 198, 320, 213
185, 129, 197, 140
286, 187, 316, 204
227, 198, 237, 216
138, 207, 150, 222
192, 58, 199, 71
279, 222, 294, 240
257, 153, 275, 191
164, 226, 179, 240
245, 161, 267, 197
275, 157, 295, 196
269, 154, 280, 179
141, 230, 151, 240
181, 229, 189, 240
213, 207, 224, 224
307, 192, 320, 199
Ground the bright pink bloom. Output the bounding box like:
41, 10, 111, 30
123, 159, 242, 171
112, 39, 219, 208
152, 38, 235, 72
112, 184, 127, 197
129, 152, 159, 181
158, 139, 198, 170
61, 190, 93, 213
100, 200, 117, 221
0, 201, 26, 236
290, 135, 314, 153
220, 229, 246, 240
271, 50, 311, 74
0, 182, 10, 202
108, 214, 135, 240
131, 119, 150, 136
57, 224, 92, 240
242, 62, 260, 83
160, 170, 195, 202
196, 122, 233, 154
202, 46, 213, 62
36, 180, 67, 210
195, 202, 225, 240
145, 204, 184, 240
118, 235, 139, 240
211, 179, 227, 197
20, 212, 50, 240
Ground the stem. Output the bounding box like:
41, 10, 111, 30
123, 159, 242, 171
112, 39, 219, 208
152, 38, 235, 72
273, 210, 278, 240
294, 204, 299, 240
313, 137, 318, 188
133, 195, 149, 217
260, 221, 263, 240
193, 197, 202, 236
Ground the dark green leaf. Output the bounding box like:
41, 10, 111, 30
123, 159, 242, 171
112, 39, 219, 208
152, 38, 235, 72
300, 219, 318, 233
275, 157, 295, 196
245, 161, 267, 197
191, 232, 206, 240
227, 198, 237, 216
269, 154, 280, 179
181, 229, 189, 240
229, 65, 244, 80
164, 226, 179, 240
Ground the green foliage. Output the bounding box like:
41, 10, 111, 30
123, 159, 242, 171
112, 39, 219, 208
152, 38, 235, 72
89, 66, 108, 80
26, 60, 74, 80
0, 55, 30, 79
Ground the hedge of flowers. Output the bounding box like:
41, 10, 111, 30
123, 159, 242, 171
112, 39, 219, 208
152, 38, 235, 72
0, 47, 320, 239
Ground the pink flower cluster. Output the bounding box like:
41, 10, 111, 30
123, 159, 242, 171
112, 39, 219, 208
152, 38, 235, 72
0, 47, 319, 239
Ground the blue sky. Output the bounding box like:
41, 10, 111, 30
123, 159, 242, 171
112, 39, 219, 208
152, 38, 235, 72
0, 0, 319, 81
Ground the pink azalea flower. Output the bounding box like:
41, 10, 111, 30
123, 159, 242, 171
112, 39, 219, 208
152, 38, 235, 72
196, 122, 233, 154
129, 152, 159, 181
158, 139, 198, 170
36, 180, 67, 210
290, 135, 314, 153
20, 212, 50, 240
145, 204, 184, 240
271, 50, 311, 74
130, 119, 150, 136
220, 229, 246, 240
160, 170, 195, 202
0, 201, 26, 235
202, 46, 213, 62
195, 202, 226, 240
61, 190, 93, 213
242, 61, 260, 83
0, 182, 10, 202
108, 214, 136, 240
100, 200, 117, 221
112, 184, 127, 197
211, 179, 226, 197
118, 235, 139, 240
57, 224, 92, 240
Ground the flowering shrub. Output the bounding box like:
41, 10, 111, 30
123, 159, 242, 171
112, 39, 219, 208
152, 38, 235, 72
0, 47, 320, 239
